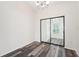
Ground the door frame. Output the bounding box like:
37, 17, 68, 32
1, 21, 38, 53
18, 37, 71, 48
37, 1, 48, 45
40, 16, 65, 47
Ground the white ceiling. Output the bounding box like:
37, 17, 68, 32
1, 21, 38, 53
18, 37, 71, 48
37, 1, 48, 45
26, 1, 79, 10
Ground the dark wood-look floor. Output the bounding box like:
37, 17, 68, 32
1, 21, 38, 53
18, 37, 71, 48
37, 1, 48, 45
2, 41, 78, 57
65, 48, 78, 57
2, 41, 41, 57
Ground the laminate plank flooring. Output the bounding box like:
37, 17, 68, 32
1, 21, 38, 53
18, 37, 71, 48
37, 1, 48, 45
2, 41, 41, 57
2, 41, 78, 57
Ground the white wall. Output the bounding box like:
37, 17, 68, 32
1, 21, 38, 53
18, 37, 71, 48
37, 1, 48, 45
34, 1, 79, 55
76, 2, 79, 55
0, 1, 36, 56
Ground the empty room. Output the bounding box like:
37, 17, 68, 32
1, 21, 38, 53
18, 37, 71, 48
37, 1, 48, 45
0, 0, 79, 57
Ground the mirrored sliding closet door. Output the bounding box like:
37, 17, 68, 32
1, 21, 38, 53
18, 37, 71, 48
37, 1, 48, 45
40, 16, 65, 47
40, 16, 65, 46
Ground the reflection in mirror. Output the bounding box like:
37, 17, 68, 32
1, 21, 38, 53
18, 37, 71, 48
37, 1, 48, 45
41, 19, 50, 43
51, 17, 63, 46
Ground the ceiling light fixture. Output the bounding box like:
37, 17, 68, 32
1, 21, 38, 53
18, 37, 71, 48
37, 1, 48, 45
35, 1, 49, 8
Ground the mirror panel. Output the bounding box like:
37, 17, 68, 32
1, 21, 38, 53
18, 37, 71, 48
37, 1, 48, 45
51, 17, 63, 46
41, 19, 50, 43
